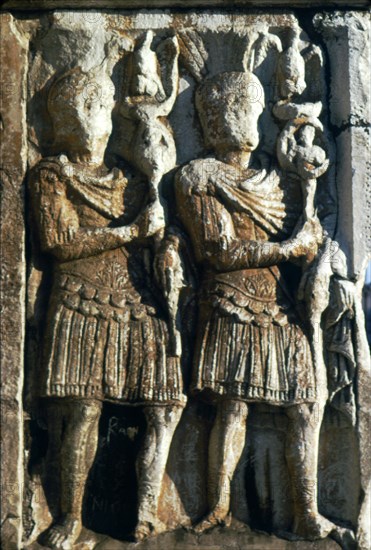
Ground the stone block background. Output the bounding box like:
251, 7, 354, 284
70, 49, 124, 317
0, 5, 369, 549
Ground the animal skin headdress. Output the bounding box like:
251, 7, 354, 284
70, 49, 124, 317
196, 71, 265, 113
177, 28, 281, 83
177, 30, 267, 147
47, 64, 114, 116
47, 67, 89, 114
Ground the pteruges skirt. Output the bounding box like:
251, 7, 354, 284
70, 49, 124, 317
41, 286, 185, 405
192, 305, 316, 405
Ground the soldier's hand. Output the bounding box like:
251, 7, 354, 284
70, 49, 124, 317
284, 218, 323, 260
138, 200, 166, 238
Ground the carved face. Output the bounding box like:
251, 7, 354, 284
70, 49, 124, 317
48, 68, 115, 159
132, 120, 176, 179
196, 72, 265, 153
298, 125, 316, 147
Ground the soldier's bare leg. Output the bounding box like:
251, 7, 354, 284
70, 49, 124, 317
193, 399, 248, 533
285, 403, 335, 539
42, 401, 64, 518
134, 404, 183, 541
39, 399, 101, 549
285, 403, 356, 547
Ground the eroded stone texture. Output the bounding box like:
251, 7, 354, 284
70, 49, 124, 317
0, 13, 28, 550
314, 13, 371, 550
314, 11, 371, 274
1, 0, 370, 7
0, 7, 369, 550
27, 522, 343, 549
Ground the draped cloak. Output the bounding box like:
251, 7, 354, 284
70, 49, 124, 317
175, 158, 316, 405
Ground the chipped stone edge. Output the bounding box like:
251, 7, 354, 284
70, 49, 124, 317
0, 7, 370, 550
315, 10, 371, 550
0, 12, 28, 550
1, 0, 371, 10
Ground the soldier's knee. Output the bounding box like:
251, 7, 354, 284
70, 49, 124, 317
219, 400, 248, 424
145, 404, 183, 428
285, 403, 322, 425
144, 405, 167, 427
74, 400, 102, 424
285, 404, 310, 422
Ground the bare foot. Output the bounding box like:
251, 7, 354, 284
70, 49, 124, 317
192, 511, 231, 534
38, 515, 82, 549
293, 512, 336, 540
133, 518, 167, 541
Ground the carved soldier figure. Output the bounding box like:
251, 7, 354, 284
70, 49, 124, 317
29, 66, 185, 548
175, 71, 343, 540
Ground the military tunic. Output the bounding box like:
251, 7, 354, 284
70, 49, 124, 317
176, 158, 316, 404
30, 157, 184, 404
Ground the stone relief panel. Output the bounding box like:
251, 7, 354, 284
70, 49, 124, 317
1, 8, 369, 550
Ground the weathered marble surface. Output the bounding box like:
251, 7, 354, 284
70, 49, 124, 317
0, 12, 28, 550
0, 7, 370, 550
26, 523, 342, 549
1, 0, 370, 8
